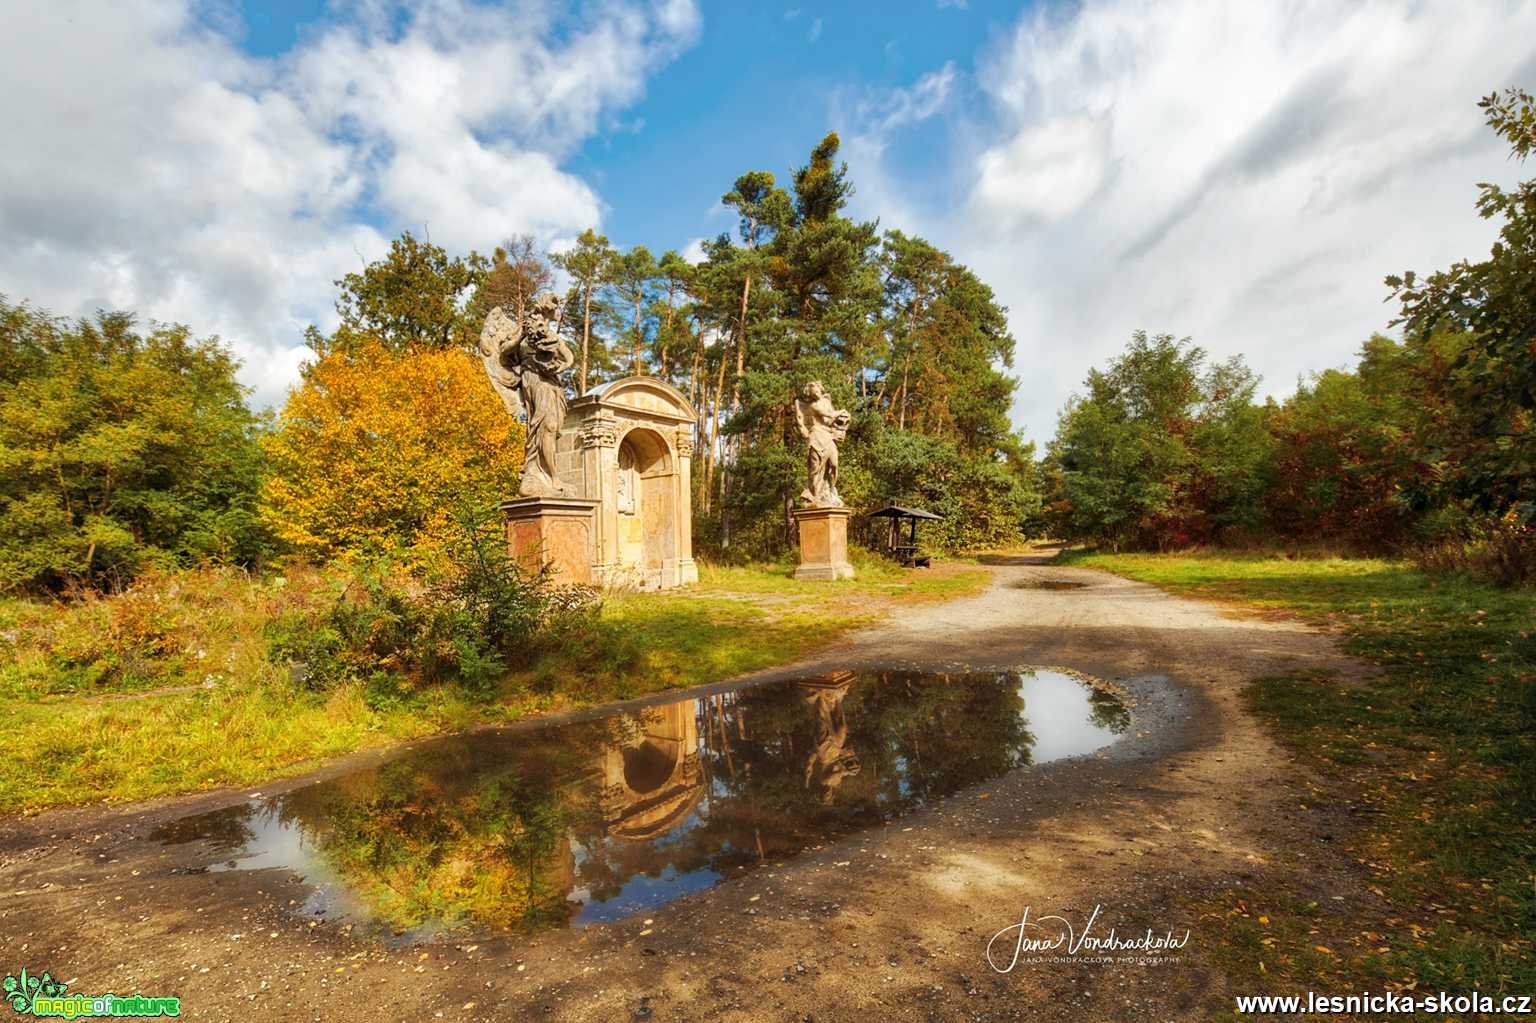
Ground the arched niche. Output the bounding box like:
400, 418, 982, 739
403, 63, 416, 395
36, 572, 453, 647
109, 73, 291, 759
615, 426, 677, 575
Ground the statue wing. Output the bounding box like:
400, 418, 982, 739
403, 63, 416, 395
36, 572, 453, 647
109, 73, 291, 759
479, 307, 524, 418
479, 305, 521, 358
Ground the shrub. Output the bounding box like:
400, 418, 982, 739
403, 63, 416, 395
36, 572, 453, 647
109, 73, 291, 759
266, 510, 597, 702
1411, 507, 1536, 587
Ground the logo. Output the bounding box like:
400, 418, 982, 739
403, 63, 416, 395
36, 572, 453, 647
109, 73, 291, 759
3, 967, 180, 1018
987, 904, 1191, 972
3, 970, 65, 1015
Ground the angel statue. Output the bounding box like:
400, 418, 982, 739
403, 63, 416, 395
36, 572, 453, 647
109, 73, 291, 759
479, 292, 576, 497
794, 380, 851, 507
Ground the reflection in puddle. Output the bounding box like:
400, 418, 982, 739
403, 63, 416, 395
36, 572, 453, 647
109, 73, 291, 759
152, 668, 1129, 937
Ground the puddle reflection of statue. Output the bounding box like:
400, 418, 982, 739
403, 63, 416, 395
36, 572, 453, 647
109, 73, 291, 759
798, 675, 861, 803
479, 293, 575, 497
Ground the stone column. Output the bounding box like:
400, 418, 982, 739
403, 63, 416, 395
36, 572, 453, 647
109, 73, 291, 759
674, 426, 698, 585
578, 410, 619, 586
792, 506, 855, 581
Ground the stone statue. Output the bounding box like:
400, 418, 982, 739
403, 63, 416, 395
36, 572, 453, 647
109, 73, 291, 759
794, 380, 851, 507
480, 292, 575, 497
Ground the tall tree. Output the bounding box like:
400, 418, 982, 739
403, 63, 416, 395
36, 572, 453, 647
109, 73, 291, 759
652, 250, 692, 381
720, 171, 791, 416
1048, 331, 1270, 550
330, 231, 488, 353
468, 234, 553, 327
551, 229, 616, 394
608, 245, 657, 376
1387, 87, 1536, 520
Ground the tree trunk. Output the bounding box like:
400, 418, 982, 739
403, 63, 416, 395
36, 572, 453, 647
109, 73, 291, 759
729, 217, 756, 417
706, 337, 730, 509
660, 292, 674, 378
688, 317, 704, 410
731, 273, 750, 414
632, 294, 643, 375
579, 284, 592, 394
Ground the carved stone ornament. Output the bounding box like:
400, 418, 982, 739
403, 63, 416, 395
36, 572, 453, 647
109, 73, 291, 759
580, 408, 620, 449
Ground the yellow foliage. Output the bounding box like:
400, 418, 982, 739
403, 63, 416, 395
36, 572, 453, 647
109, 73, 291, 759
261, 341, 524, 560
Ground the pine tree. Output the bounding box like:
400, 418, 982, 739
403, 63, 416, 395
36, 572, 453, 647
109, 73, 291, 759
608, 245, 657, 377
551, 229, 617, 394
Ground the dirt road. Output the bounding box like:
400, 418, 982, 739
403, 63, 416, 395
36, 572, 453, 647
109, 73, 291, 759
0, 553, 1372, 1021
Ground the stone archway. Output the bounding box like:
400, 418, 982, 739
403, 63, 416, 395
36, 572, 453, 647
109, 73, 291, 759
614, 427, 677, 586
536, 375, 699, 589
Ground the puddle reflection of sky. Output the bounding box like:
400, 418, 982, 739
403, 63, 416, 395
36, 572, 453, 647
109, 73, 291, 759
1020, 672, 1120, 763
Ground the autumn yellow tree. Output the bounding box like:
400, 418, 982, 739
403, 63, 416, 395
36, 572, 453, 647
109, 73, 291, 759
262, 341, 524, 560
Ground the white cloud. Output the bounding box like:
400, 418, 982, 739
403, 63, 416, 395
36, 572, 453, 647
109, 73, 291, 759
839, 63, 959, 229
808, 17, 823, 44
0, 0, 699, 408
973, 116, 1110, 226
845, 0, 1536, 444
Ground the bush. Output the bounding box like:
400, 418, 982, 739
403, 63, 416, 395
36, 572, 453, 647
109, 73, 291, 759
266, 510, 597, 703
1411, 507, 1536, 587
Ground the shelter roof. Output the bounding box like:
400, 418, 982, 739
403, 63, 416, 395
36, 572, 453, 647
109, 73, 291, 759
867, 505, 942, 520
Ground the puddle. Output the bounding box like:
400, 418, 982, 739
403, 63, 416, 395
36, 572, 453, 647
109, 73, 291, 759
1012, 579, 1088, 590
152, 668, 1129, 938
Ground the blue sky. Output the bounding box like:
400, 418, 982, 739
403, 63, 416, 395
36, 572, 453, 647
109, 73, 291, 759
562, 2, 1005, 251
4, 0, 1532, 442
230, 0, 1014, 252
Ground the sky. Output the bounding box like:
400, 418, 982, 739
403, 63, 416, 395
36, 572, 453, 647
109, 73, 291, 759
3, 0, 1534, 445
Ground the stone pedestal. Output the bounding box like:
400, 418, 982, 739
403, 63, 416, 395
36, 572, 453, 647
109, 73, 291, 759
501, 497, 601, 585
793, 506, 855, 581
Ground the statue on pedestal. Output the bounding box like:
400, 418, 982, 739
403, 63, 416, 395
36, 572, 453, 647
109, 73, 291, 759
480, 293, 575, 497
795, 380, 851, 507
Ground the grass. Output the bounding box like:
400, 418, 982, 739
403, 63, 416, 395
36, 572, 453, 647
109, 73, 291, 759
517, 548, 988, 700
1063, 549, 1536, 1001
0, 555, 989, 813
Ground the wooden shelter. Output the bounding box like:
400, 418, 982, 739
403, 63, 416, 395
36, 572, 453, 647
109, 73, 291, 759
868, 504, 942, 567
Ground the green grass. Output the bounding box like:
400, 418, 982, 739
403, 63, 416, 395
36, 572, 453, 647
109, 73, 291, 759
1065, 550, 1535, 999
0, 557, 990, 812
696, 546, 982, 597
